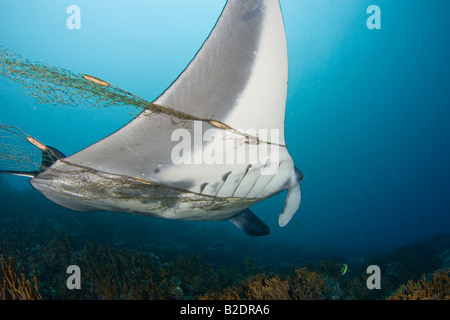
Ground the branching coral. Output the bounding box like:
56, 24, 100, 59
388, 269, 449, 300
0, 255, 41, 300
62, 242, 233, 300
199, 267, 328, 300
290, 267, 327, 300
247, 275, 291, 300
79, 241, 167, 300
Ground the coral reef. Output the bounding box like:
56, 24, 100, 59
0, 255, 41, 300
27, 237, 250, 300
291, 267, 328, 300
79, 241, 167, 299
199, 267, 328, 300
388, 269, 449, 300
1, 225, 450, 300
0, 179, 449, 300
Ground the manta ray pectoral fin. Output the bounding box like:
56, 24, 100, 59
278, 184, 301, 227
229, 209, 270, 237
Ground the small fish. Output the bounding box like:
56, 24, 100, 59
340, 264, 348, 276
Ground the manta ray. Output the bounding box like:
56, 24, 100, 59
0, 0, 303, 236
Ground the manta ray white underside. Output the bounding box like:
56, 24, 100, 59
6, 0, 304, 236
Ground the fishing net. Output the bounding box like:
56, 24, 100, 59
0, 123, 65, 174
38, 159, 260, 214
0, 46, 266, 189
0, 124, 45, 173
0, 45, 206, 120
0, 45, 150, 173
0, 45, 203, 174
0, 45, 149, 114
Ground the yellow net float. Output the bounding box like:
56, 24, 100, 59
82, 74, 110, 87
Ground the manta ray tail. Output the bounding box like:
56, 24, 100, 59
229, 209, 270, 237
0, 170, 39, 178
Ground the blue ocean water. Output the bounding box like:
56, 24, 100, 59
0, 0, 449, 299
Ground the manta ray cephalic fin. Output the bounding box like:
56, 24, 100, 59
278, 184, 301, 227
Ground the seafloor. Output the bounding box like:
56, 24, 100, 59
0, 180, 448, 300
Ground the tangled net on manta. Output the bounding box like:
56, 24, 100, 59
0, 45, 199, 173
0, 46, 260, 173
0, 45, 153, 172
0, 46, 243, 192
0, 45, 211, 120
